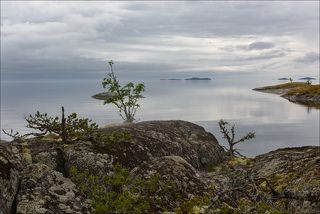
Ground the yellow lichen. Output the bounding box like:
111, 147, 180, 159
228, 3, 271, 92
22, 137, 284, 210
22, 146, 32, 164
228, 157, 254, 167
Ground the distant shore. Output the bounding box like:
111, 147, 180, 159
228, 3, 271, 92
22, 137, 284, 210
253, 82, 320, 108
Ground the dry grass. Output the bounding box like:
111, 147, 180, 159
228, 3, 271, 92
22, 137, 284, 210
286, 84, 320, 95
260, 82, 320, 96
262, 82, 308, 90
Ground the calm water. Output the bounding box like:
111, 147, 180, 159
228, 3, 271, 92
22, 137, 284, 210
1, 73, 319, 156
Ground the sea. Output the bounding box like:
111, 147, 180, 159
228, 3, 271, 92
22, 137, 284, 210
1, 72, 319, 156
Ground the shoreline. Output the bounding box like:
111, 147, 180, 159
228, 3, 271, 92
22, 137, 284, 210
253, 83, 320, 109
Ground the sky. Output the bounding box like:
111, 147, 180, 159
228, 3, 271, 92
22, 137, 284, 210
1, 1, 319, 80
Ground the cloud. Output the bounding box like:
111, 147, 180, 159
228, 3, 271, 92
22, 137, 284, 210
238, 42, 275, 51
295, 52, 319, 64
1, 1, 319, 80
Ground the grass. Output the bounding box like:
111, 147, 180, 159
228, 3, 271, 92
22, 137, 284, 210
260, 82, 320, 96
286, 84, 320, 95
261, 82, 308, 90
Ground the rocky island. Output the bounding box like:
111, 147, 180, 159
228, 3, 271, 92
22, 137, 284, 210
1, 120, 319, 213
185, 77, 211, 80
253, 82, 320, 108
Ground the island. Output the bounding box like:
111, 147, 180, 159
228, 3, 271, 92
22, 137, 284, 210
253, 82, 320, 108
299, 77, 316, 80
277, 77, 290, 80
92, 92, 144, 100
160, 78, 182, 80
185, 77, 211, 80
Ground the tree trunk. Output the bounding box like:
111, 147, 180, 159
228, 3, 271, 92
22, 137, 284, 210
61, 106, 67, 143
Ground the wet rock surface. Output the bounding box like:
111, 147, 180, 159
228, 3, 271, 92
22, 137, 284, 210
0, 121, 319, 213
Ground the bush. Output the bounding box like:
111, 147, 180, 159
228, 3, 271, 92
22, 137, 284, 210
69, 164, 177, 213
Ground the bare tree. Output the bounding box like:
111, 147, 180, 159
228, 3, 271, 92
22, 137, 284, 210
218, 119, 255, 157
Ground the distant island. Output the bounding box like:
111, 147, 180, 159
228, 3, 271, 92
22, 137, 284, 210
160, 78, 182, 80
185, 77, 211, 80
278, 77, 289, 80
299, 77, 316, 80
253, 82, 320, 108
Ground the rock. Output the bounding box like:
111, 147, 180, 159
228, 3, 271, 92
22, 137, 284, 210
0, 143, 24, 214
100, 120, 226, 170
63, 142, 114, 176
130, 156, 210, 210
16, 164, 92, 214
208, 146, 320, 214
282, 93, 320, 107
1, 121, 318, 213
252, 146, 320, 213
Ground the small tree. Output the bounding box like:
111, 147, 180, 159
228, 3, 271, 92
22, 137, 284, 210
218, 119, 255, 157
3, 107, 99, 143
306, 80, 312, 85
289, 78, 293, 83
102, 60, 145, 123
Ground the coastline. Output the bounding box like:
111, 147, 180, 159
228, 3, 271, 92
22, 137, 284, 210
253, 83, 320, 109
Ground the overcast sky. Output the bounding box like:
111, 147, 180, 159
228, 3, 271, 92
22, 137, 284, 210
1, 1, 319, 80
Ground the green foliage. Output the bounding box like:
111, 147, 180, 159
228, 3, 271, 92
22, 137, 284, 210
218, 120, 255, 157
2, 107, 99, 143
96, 131, 132, 147
102, 60, 145, 123
69, 164, 177, 213
2, 107, 131, 146
175, 195, 209, 214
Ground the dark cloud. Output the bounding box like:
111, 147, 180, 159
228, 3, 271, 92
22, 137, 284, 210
238, 42, 275, 51
295, 52, 320, 64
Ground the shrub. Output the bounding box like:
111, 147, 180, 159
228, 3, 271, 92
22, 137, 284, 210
102, 60, 145, 123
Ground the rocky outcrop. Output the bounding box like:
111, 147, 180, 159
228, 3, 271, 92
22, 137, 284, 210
130, 156, 210, 210
208, 146, 320, 213
0, 144, 24, 214
282, 93, 320, 107
100, 120, 226, 170
16, 164, 92, 214
1, 121, 319, 213
0, 120, 226, 213
253, 85, 320, 108
252, 146, 320, 213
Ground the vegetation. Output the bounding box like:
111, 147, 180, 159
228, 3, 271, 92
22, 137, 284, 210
2, 107, 131, 145
102, 60, 145, 123
286, 84, 320, 95
259, 82, 320, 95
69, 164, 177, 213
2, 107, 98, 142
261, 82, 308, 90
218, 120, 255, 157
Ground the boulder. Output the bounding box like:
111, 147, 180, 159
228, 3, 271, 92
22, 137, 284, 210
0, 143, 24, 214
130, 155, 211, 210
16, 164, 92, 214
252, 146, 320, 213
100, 120, 226, 170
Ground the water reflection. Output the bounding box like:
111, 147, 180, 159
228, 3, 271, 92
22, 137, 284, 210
1, 75, 319, 156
